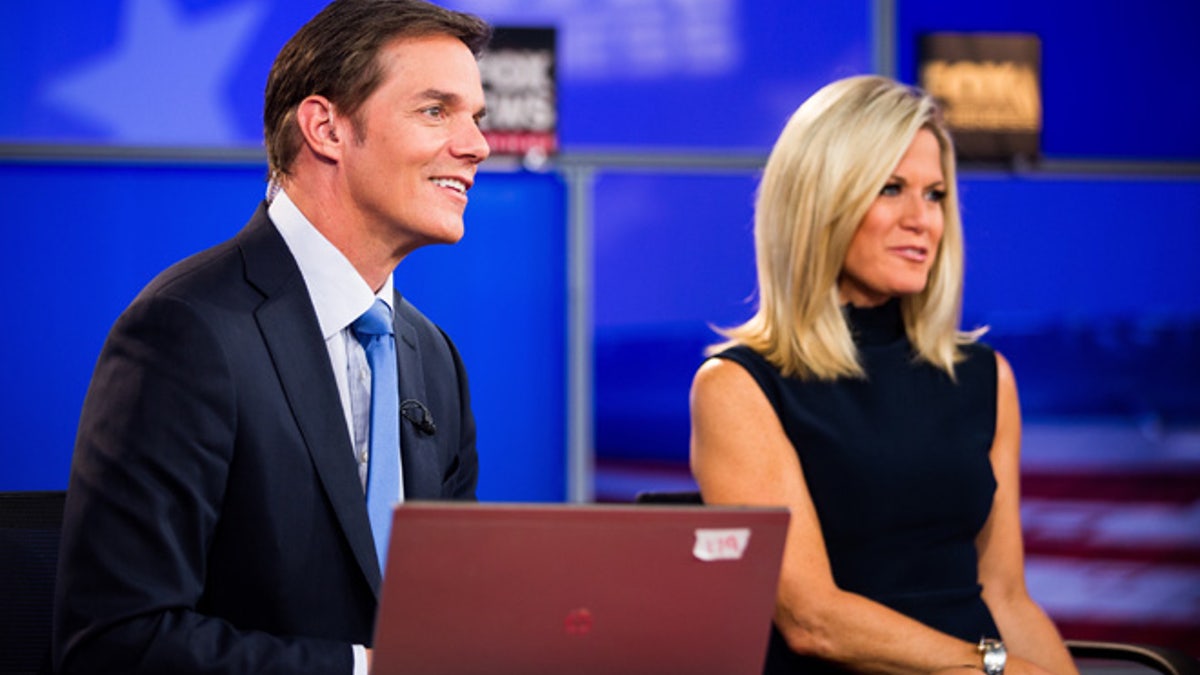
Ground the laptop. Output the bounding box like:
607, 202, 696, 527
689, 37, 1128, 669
371, 501, 790, 675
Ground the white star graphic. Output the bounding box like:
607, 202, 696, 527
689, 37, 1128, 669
43, 0, 267, 146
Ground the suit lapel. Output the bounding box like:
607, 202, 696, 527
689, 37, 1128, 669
239, 206, 383, 595
393, 295, 439, 499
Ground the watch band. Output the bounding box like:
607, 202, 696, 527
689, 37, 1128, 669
978, 638, 1007, 675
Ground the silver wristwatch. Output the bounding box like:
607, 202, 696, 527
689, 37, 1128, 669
978, 638, 1007, 675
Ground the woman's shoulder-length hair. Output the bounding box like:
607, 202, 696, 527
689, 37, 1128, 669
710, 74, 984, 380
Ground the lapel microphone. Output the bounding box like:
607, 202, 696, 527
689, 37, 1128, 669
400, 399, 436, 435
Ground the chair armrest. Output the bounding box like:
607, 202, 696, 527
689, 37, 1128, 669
1067, 639, 1199, 675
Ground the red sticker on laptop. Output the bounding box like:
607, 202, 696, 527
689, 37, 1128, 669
693, 528, 751, 561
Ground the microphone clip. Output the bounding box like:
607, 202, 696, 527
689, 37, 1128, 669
400, 399, 437, 435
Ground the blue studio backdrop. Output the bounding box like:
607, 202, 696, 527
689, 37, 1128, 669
0, 0, 875, 499
0, 159, 567, 501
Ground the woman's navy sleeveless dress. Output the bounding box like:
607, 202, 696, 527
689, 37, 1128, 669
715, 299, 1002, 673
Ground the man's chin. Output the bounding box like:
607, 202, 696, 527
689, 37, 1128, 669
423, 220, 466, 246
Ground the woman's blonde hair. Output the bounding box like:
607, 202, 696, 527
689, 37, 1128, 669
711, 74, 982, 380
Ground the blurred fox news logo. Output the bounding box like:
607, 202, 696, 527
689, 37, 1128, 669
479, 27, 557, 167
918, 33, 1041, 164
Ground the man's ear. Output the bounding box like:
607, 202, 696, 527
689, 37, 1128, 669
295, 95, 346, 162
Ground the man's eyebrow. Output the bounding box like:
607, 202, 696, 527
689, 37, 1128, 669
417, 88, 460, 105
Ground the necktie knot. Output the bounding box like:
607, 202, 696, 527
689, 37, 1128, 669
353, 299, 394, 341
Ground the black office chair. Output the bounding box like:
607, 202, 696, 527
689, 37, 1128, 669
0, 490, 67, 675
634, 489, 1199, 675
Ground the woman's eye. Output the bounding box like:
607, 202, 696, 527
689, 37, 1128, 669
926, 189, 947, 203
879, 183, 902, 196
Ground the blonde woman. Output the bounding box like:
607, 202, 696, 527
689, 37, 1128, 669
690, 76, 1078, 675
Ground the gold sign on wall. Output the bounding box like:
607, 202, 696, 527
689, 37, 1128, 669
919, 33, 1042, 163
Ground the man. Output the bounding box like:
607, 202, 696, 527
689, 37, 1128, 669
53, 1, 491, 673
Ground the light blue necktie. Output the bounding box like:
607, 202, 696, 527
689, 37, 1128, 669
352, 299, 403, 574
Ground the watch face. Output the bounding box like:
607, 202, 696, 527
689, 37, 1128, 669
980, 639, 1007, 675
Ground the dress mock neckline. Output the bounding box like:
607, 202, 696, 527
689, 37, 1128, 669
844, 298, 906, 347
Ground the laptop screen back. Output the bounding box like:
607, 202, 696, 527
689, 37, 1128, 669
371, 501, 789, 675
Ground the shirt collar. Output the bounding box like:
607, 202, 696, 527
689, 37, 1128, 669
268, 189, 394, 339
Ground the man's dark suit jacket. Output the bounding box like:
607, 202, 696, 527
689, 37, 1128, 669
53, 204, 478, 675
